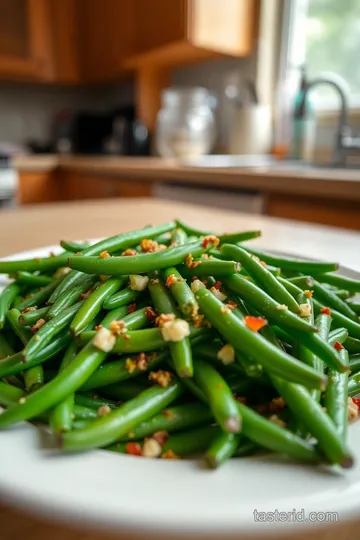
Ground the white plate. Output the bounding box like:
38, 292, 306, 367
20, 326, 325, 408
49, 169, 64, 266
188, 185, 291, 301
1, 245, 360, 539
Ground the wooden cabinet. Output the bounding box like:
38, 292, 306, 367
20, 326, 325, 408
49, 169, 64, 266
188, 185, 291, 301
63, 171, 153, 200
0, 0, 54, 80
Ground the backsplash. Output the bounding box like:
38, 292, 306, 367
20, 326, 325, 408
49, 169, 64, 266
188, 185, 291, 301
0, 82, 133, 147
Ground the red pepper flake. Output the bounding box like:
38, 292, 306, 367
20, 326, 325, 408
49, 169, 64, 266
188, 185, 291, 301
165, 274, 177, 288
320, 307, 331, 315
352, 397, 360, 409
244, 315, 268, 332
226, 300, 238, 310
202, 235, 220, 249
126, 442, 142, 456
94, 324, 103, 331
145, 306, 156, 322
334, 341, 344, 351
127, 303, 137, 314
191, 276, 198, 281
152, 430, 168, 446
213, 280, 222, 290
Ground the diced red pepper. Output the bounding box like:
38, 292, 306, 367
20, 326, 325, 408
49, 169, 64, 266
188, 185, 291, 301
334, 341, 344, 351
152, 430, 168, 446
202, 235, 220, 249
126, 442, 142, 456
244, 315, 268, 332
320, 307, 331, 315
127, 303, 137, 314
213, 280, 222, 290
352, 397, 360, 409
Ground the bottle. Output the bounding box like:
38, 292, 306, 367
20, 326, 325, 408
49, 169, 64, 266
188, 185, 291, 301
272, 67, 299, 160
291, 66, 316, 161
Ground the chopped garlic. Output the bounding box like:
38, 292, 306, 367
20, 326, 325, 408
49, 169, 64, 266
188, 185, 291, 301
97, 404, 111, 417
276, 304, 288, 311
348, 397, 359, 422
129, 274, 149, 291
269, 414, 286, 428
217, 344, 235, 365
210, 287, 227, 302
299, 303, 312, 318
190, 279, 206, 293
161, 319, 190, 342
142, 438, 162, 458
93, 327, 116, 352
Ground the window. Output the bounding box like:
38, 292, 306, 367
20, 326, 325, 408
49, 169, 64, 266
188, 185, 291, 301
284, 0, 360, 110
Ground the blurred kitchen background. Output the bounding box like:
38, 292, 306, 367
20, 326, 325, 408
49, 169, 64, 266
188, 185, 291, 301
0, 0, 359, 230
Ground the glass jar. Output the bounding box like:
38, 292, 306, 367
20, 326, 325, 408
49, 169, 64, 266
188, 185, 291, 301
156, 87, 216, 158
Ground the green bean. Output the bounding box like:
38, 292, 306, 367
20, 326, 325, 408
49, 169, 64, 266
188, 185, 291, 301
253, 277, 350, 371
222, 244, 299, 312
196, 289, 330, 386
81, 350, 168, 391
74, 393, 118, 410
49, 340, 78, 433
184, 379, 319, 463
348, 371, 360, 397
49, 222, 175, 303
193, 357, 241, 432
333, 289, 352, 300
60, 240, 89, 252
73, 404, 98, 420
225, 275, 317, 334
174, 220, 210, 238
0, 282, 21, 329
205, 431, 241, 468
328, 328, 349, 346
219, 231, 261, 244
318, 272, 360, 293
171, 228, 188, 246
119, 403, 212, 441
103, 287, 141, 310
148, 274, 193, 378
287, 275, 314, 288
99, 305, 130, 328
99, 380, 149, 401
346, 301, 360, 314
162, 426, 219, 456
261, 324, 352, 467
19, 306, 49, 326
0, 251, 71, 275
68, 241, 207, 276
162, 267, 198, 318
14, 272, 53, 287
17, 278, 63, 311
47, 274, 97, 319
24, 302, 83, 362
314, 299, 360, 340
325, 348, 349, 441
0, 338, 110, 428
344, 336, 360, 354
294, 293, 317, 372
242, 246, 338, 273
148, 273, 177, 313
234, 439, 262, 458
177, 260, 240, 279
70, 278, 125, 336
6, 308, 44, 391
0, 331, 71, 378
0, 380, 24, 407
296, 278, 358, 321
60, 381, 184, 451
78, 305, 154, 345
349, 354, 360, 375
0, 332, 15, 357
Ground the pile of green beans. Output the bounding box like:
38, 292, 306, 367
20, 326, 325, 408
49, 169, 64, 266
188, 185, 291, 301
0, 219, 359, 471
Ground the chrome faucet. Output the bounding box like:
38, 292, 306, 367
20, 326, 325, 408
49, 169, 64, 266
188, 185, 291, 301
300, 75, 360, 167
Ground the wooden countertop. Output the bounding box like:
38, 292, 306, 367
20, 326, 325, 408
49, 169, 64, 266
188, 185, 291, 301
13, 155, 360, 201
1, 198, 360, 540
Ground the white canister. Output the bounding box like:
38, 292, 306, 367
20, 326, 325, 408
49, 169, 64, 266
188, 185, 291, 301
228, 105, 272, 155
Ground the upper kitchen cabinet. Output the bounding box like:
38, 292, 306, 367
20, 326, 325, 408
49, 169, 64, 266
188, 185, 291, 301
79, 0, 258, 79
0, 0, 54, 81
0, 0, 80, 83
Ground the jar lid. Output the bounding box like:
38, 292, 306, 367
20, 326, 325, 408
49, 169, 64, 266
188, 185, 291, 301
162, 87, 210, 108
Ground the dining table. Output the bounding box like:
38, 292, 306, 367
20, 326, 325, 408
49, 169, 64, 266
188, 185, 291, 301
0, 197, 359, 540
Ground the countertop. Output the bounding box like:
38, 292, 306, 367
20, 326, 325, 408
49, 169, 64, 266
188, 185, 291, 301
1, 198, 360, 540
13, 155, 360, 201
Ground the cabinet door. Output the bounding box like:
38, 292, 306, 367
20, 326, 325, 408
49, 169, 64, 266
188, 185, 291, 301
133, 0, 186, 53
0, 0, 53, 80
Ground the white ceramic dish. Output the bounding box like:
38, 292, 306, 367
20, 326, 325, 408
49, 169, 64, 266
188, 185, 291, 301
0, 244, 360, 539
